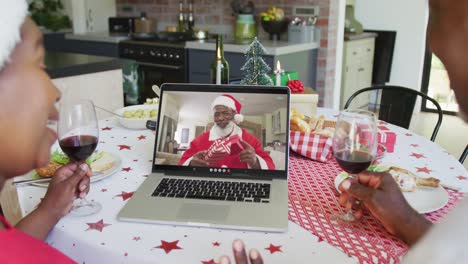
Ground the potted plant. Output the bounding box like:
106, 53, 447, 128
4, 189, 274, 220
29, 0, 71, 32
230, 0, 256, 44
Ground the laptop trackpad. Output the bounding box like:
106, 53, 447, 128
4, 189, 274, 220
177, 203, 230, 222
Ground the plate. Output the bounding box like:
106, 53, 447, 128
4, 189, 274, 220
334, 167, 449, 214
31, 153, 122, 187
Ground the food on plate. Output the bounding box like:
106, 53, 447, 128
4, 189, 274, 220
144, 98, 159, 105
36, 162, 63, 178
388, 166, 440, 192
35, 150, 115, 178
123, 108, 157, 119
90, 152, 115, 172
290, 108, 335, 136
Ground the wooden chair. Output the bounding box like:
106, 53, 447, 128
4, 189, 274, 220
460, 145, 468, 164
344, 85, 443, 142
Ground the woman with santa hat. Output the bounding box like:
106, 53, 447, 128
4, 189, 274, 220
178, 94, 275, 170
0, 1, 262, 263
0, 1, 92, 263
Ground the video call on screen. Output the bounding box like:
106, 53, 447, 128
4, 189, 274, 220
154, 91, 288, 171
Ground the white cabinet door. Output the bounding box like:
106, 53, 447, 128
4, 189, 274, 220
70, 0, 116, 33
340, 37, 376, 109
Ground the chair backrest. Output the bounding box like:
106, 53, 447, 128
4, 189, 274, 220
344, 85, 443, 142
460, 145, 468, 164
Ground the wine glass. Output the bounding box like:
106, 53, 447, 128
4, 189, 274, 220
57, 98, 101, 216
333, 109, 378, 222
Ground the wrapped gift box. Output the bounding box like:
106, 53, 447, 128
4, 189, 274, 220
377, 125, 396, 153
268, 71, 299, 86
204, 135, 245, 166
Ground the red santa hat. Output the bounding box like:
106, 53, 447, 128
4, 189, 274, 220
211, 94, 244, 124
0, 0, 28, 71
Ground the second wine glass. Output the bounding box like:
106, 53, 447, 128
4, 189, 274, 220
333, 109, 378, 222
58, 98, 101, 216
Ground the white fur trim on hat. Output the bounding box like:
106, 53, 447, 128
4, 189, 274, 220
234, 113, 244, 123
211, 95, 237, 112
0, 0, 28, 71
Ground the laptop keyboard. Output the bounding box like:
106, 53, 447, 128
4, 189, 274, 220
151, 178, 271, 203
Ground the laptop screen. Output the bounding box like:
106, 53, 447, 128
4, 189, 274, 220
153, 84, 290, 178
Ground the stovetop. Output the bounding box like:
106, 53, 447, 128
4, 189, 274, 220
120, 31, 198, 48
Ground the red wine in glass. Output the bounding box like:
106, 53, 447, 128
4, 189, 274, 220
57, 98, 101, 216
59, 135, 98, 162
332, 109, 378, 222
335, 150, 373, 175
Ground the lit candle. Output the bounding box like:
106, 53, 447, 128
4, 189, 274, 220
275, 60, 284, 86
216, 60, 222, 84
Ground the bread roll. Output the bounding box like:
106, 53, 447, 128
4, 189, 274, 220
290, 115, 311, 133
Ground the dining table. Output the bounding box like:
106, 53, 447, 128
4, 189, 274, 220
13, 108, 467, 264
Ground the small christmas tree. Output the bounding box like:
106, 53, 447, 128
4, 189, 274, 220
240, 37, 273, 85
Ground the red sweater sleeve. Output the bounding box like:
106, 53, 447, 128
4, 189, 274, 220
178, 132, 210, 165
241, 129, 276, 170
0, 216, 75, 263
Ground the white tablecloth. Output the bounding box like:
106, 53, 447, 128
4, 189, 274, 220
15, 109, 467, 263
15, 117, 354, 264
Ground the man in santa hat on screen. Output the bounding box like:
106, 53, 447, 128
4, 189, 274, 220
178, 94, 275, 170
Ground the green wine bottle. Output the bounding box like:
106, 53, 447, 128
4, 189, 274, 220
210, 35, 230, 84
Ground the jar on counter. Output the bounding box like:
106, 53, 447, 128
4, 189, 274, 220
234, 14, 256, 44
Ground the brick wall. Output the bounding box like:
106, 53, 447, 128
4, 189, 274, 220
117, 0, 339, 107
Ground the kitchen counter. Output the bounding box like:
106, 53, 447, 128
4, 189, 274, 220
45, 51, 127, 79
344, 32, 378, 41
185, 39, 320, 55
65, 32, 129, 43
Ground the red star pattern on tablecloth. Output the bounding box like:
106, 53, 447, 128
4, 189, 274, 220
410, 144, 419, 147
122, 167, 132, 172
86, 219, 111, 232
137, 135, 146, 140
133, 236, 141, 241
212, 241, 220, 247
101, 188, 107, 192
153, 240, 182, 254
101, 127, 112, 131
457, 176, 468, 180
201, 259, 217, 264
410, 153, 426, 159
117, 145, 131, 150
115, 191, 135, 201
133, 159, 138, 162
265, 244, 282, 254
416, 166, 432, 174
405, 133, 413, 136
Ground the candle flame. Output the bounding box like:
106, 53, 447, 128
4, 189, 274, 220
276, 60, 281, 71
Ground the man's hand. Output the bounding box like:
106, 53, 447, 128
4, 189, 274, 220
40, 163, 91, 219
219, 239, 263, 264
189, 150, 209, 167
240, 141, 260, 169
339, 171, 432, 246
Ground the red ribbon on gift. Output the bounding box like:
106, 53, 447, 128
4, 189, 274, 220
204, 135, 245, 166
287, 80, 305, 93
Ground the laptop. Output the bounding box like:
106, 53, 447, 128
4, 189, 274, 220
118, 83, 290, 232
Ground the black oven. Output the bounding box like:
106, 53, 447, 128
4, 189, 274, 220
119, 40, 187, 104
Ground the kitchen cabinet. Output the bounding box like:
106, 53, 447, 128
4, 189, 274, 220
44, 33, 120, 57
340, 35, 376, 109
186, 40, 319, 88
188, 50, 273, 83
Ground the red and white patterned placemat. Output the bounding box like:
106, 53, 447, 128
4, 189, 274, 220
287, 152, 465, 263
